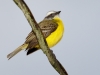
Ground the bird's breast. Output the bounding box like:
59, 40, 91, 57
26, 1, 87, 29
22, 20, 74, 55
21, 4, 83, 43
46, 19, 64, 48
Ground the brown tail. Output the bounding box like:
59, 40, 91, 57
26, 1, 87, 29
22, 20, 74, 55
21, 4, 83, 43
7, 44, 28, 60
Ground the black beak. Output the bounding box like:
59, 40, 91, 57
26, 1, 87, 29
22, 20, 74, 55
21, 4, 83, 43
56, 11, 61, 15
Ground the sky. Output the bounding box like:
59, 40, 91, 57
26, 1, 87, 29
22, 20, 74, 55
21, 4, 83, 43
0, 0, 100, 75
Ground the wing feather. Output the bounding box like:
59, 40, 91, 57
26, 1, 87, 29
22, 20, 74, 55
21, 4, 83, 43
25, 20, 58, 49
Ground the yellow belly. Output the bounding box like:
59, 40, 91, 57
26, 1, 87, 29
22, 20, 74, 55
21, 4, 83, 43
46, 18, 64, 48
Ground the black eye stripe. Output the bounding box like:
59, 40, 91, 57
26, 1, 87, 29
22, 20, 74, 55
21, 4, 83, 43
45, 13, 55, 18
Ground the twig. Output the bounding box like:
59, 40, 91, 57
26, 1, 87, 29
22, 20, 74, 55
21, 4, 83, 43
13, 0, 68, 75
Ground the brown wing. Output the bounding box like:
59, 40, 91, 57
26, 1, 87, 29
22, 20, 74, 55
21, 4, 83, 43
25, 20, 58, 50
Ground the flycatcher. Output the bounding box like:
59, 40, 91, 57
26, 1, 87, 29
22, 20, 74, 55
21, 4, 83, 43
7, 10, 64, 59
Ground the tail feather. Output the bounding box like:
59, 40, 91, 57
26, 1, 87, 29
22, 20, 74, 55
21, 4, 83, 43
7, 44, 28, 60
27, 48, 38, 55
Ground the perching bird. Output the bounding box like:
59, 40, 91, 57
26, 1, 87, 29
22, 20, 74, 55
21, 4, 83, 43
7, 10, 64, 59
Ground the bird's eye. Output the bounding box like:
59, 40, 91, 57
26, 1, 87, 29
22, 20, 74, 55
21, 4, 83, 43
50, 14, 54, 17
50, 14, 52, 16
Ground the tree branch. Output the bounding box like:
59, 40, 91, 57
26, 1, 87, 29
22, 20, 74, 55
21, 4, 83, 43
13, 0, 68, 75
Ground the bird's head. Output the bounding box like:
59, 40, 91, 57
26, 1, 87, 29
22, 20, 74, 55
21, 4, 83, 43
44, 11, 61, 20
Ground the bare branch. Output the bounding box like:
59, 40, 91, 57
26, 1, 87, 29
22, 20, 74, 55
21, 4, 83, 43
13, 0, 68, 75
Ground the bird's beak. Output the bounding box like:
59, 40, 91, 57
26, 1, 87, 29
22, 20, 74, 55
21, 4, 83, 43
56, 11, 61, 15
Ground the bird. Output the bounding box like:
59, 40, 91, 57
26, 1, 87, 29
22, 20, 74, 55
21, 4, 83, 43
7, 10, 64, 59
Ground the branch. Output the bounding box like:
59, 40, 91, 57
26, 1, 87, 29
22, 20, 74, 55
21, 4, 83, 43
13, 0, 68, 75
